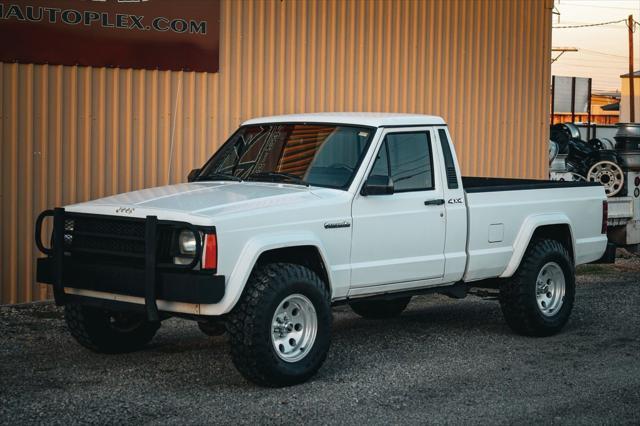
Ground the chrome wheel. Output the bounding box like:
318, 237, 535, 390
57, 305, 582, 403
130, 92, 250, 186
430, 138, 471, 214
587, 160, 624, 197
536, 262, 566, 317
271, 294, 317, 363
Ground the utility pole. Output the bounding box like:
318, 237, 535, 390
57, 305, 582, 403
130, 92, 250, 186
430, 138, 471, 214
551, 47, 578, 64
629, 15, 635, 122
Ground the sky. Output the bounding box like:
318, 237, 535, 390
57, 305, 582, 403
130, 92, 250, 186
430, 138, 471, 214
552, 0, 640, 93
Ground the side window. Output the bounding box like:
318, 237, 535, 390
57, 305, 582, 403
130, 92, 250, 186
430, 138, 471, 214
369, 132, 434, 192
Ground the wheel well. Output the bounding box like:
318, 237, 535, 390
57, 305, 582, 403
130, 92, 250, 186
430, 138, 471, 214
255, 245, 331, 292
531, 224, 574, 260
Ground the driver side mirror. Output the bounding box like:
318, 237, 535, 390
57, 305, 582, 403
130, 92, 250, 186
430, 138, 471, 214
361, 175, 394, 196
187, 168, 201, 182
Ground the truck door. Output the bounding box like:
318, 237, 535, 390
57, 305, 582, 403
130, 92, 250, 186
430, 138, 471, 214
350, 128, 447, 289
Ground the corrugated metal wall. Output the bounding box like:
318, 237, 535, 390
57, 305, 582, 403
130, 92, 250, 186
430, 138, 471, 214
0, 0, 552, 304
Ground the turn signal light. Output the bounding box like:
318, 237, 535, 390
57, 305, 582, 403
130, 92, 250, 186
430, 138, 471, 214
202, 233, 217, 270
601, 200, 608, 234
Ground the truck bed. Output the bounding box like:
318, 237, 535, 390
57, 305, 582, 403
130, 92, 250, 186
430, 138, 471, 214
462, 176, 601, 193
461, 177, 607, 282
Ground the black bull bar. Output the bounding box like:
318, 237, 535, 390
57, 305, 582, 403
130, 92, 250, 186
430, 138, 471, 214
35, 208, 225, 321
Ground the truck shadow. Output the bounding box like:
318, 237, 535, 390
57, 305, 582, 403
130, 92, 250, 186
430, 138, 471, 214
333, 296, 506, 334
144, 298, 507, 353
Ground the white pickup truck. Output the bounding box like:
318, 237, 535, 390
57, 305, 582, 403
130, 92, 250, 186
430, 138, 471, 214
36, 113, 611, 386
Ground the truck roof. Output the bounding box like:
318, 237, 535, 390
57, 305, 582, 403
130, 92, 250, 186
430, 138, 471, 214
242, 112, 446, 128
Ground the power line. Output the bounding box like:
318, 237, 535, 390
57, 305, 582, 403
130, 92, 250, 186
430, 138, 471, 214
555, 57, 639, 66
553, 19, 627, 29
554, 59, 638, 68
559, 59, 630, 66
553, 60, 630, 68
578, 48, 630, 59
561, 57, 629, 64
557, 2, 640, 11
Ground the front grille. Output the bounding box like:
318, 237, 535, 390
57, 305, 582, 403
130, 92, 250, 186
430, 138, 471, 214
71, 216, 145, 255
64, 215, 176, 266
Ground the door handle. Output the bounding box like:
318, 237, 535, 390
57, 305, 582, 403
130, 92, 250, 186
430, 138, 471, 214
424, 199, 445, 206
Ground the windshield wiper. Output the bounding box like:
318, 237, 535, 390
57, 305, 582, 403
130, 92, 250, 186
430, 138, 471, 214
246, 172, 309, 186
196, 172, 243, 182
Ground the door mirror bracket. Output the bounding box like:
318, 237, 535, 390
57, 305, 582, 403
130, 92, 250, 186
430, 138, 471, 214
361, 175, 394, 196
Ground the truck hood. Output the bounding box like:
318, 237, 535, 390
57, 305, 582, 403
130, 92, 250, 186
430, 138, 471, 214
67, 182, 323, 220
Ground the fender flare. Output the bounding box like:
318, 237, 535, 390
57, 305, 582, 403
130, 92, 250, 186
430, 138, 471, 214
206, 232, 333, 316
499, 213, 575, 278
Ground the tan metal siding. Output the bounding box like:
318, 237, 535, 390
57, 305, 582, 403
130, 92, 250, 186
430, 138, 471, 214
0, 0, 552, 304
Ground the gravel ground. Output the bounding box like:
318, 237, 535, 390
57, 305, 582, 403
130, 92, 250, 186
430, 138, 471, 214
1, 254, 639, 425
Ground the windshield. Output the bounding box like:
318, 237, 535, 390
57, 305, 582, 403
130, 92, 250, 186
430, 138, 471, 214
197, 123, 374, 189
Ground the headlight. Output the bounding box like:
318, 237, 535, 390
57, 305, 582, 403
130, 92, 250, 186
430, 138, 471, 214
178, 229, 197, 255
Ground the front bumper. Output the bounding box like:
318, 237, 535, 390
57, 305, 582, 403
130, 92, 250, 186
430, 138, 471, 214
36, 257, 225, 305
35, 208, 225, 320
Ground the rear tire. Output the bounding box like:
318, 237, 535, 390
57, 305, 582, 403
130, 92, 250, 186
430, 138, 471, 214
499, 239, 575, 337
227, 263, 331, 387
350, 296, 412, 319
64, 304, 160, 353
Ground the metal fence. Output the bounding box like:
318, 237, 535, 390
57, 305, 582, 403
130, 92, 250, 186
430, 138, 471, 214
0, 0, 552, 304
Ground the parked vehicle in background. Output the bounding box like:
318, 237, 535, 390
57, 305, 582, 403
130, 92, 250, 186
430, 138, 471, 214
36, 113, 610, 386
549, 122, 640, 253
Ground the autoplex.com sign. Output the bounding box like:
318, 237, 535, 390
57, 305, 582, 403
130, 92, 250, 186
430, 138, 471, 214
0, 0, 220, 72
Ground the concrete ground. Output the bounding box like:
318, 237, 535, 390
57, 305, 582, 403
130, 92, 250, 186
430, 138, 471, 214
1, 254, 639, 425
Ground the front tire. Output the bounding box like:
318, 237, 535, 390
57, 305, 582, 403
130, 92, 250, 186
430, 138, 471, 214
64, 304, 160, 353
350, 296, 412, 319
499, 239, 575, 336
227, 263, 331, 387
